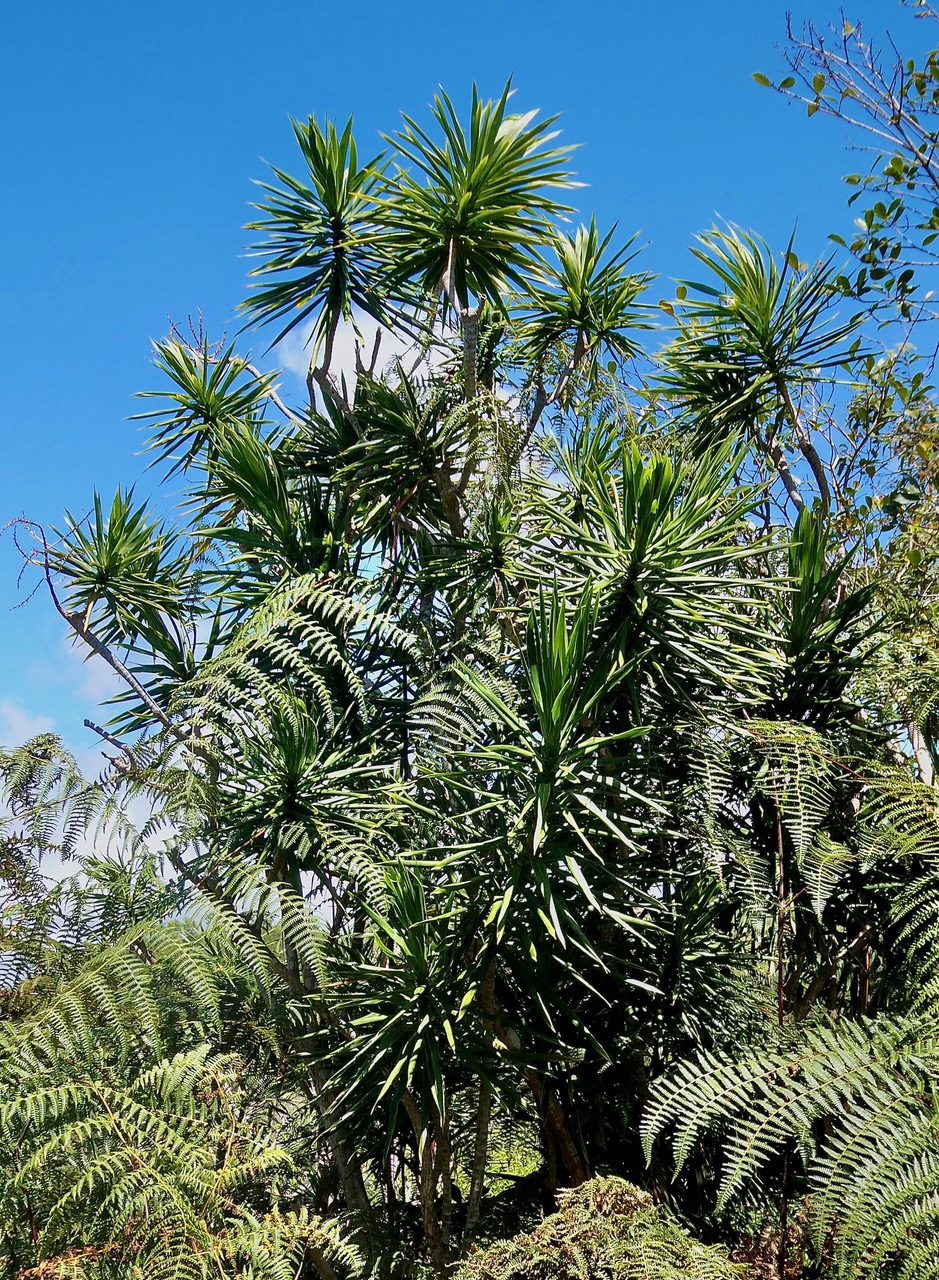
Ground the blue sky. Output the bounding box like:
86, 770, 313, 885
0, 0, 929, 762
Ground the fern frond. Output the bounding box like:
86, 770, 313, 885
645, 1013, 939, 1278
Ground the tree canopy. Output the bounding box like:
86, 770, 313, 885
5, 11, 939, 1280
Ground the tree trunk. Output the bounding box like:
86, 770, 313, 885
463, 1079, 492, 1250
310, 1067, 374, 1220
462, 307, 479, 403
403, 1093, 451, 1276
496, 1016, 586, 1187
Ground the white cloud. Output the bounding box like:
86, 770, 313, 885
15, 640, 127, 775
272, 315, 415, 398
0, 698, 54, 745
25, 635, 124, 706
62, 638, 123, 703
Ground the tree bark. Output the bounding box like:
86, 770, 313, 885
495, 1013, 586, 1187
402, 1093, 450, 1276
462, 1079, 492, 1250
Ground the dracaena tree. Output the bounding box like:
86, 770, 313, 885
5, 66, 939, 1280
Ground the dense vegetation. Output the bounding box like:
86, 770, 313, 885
4, 8, 939, 1279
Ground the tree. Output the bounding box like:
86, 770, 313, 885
756, 4, 939, 319
4, 65, 939, 1280
754, 6, 939, 790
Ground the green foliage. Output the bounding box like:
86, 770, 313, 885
0, 843, 357, 1280
765, 10, 939, 315
456, 1178, 743, 1280
382, 82, 576, 312
518, 219, 652, 376
661, 227, 861, 430
244, 114, 392, 356
642, 749, 939, 1279
644, 1012, 939, 1280
3, 1045, 355, 1280
8, 56, 939, 1280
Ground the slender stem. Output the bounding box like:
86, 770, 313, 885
909, 722, 935, 786
24, 1191, 38, 1245
311, 365, 355, 421
516, 334, 590, 466
432, 462, 467, 539
402, 1093, 448, 1274
436, 1111, 453, 1260
463, 957, 497, 1250
462, 1080, 492, 1250
83, 719, 138, 769
455, 306, 481, 499
462, 306, 478, 403
322, 309, 340, 377
496, 1012, 586, 1186
242, 360, 303, 424
776, 376, 831, 515
776, 802, 787, 1029
757, 424, 805, 513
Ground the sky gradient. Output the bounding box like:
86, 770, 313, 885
0, 0, 929, 763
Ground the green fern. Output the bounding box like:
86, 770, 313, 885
644, 1013, 939, 1279
456, 1177, 743, 1280
0, 861, 358, 1280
